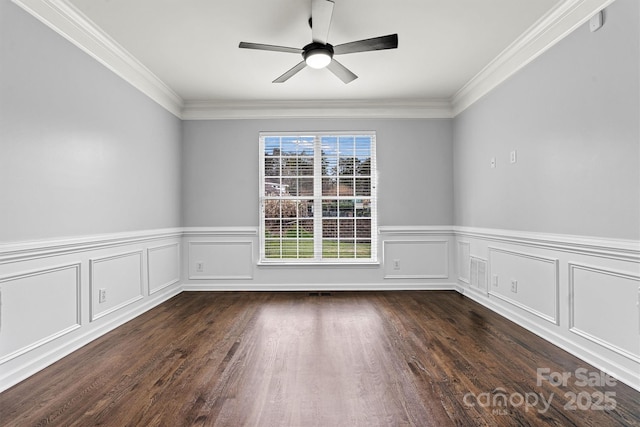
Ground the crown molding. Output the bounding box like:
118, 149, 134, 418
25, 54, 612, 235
12, 0, 612, 120
12, 0, 184, 118
181, 99, 453, 120
451, 0, 615, 116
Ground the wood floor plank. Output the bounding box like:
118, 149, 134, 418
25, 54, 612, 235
1, 291, 638, 426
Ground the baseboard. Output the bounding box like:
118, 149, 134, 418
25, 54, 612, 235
181, 282, 459, 292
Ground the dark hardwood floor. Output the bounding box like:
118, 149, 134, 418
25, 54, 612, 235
1, 291, 639, 426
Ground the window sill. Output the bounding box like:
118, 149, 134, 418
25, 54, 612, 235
257, 260, 380, 268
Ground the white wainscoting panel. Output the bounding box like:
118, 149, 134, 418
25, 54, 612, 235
0, 264, 81, 364
147, 243, 180, 295
3, 225, 638, 393
569, 263, 640, 363
455, 226, 640, 391
458, 241, 470, 284
383, 240, 449, 279
488, 247, 559, 324
90, 251, 144, 321
0, 229, 182, 393
188, 241, 254, 280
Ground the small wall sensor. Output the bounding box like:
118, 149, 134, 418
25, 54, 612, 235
590, 10, 604, 32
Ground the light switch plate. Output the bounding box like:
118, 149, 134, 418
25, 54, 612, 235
590, 11, 603, 32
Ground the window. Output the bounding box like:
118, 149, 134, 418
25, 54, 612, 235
260, 132, 377, 264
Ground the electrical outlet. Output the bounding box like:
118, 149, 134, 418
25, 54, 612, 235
393, 259, 400, 270
511, 280, 518, 293
510, 150, 517, 164
490, 157, 496, 168
492, 274, 499, 287
196, 262, 204, 272
99, 288, 107, 303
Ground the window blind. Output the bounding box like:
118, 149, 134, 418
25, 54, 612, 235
259, 132, 377, 264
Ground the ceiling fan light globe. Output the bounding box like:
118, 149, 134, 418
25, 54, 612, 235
305, 50, 332, 69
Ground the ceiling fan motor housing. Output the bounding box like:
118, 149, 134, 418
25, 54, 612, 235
303, 42, 334, 68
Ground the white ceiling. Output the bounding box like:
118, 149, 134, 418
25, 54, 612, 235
15, 0, 612, 118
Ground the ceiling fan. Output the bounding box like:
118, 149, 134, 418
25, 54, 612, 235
238, 0, 398, 84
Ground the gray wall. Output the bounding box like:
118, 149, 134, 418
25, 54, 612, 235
0, 1, 182, 242
453, 0, 640, 240
4, 0, 637, 242
182, 118, 454, 227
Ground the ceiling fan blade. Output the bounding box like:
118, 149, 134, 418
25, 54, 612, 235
239, 42, 302, 54
311, 0, 334, 44
333, 34, 398, 55
326, 59, 357, 84
273, 61, 307, 83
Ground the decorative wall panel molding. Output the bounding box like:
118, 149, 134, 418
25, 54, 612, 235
488, 247, 559, 324
89, 251, 144, 321
456, 227, 640, 391
0, 230, 182, 393
147, 243, 180, 295
2, 225, 639, 392
188, 241, 254, 280
0, 263, 81, 364
457, 241, 470, 284
383, 240, 449, 279
569, 263, 640, 363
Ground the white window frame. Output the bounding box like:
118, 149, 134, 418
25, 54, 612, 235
259, 131, 378, 265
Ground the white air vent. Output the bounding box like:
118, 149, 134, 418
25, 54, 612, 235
470, 256, 488, 293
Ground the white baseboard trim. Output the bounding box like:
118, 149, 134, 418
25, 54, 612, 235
181, 282, 458, 292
